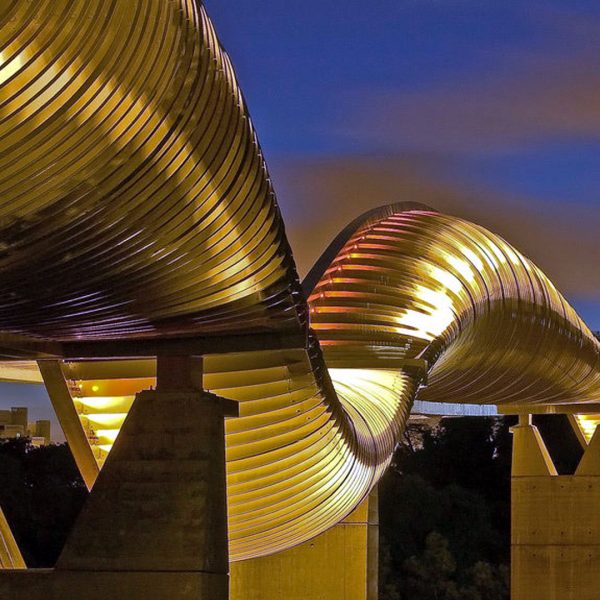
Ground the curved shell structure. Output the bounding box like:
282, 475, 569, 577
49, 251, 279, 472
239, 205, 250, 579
1, 0, 599, 562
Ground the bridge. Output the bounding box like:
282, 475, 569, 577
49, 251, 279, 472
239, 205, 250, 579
0, 1, 599, 598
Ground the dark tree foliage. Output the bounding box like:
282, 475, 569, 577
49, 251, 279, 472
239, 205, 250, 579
0, 438, 87, 567
379, 417, 515, 600
379, 414, 583, 599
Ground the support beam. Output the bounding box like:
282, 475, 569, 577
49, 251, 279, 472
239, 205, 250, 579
37, 360, 99, 490
58, 332, 308, 360
575, 426, 600, 475
230, 488, 379, 600
0, 506, 25, 570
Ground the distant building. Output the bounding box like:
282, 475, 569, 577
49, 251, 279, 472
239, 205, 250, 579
0, 407, 51, 446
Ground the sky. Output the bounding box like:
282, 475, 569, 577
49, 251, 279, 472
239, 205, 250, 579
2, 0, 599, 438
206, 0, 600, 328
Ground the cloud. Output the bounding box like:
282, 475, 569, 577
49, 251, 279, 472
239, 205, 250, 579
266, 4, 600, 324
272, 155, 600, 304
336, 52, 600, 155
336, 1, 600, 154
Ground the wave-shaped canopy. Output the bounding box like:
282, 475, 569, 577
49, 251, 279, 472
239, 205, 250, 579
0, 0, 599, 562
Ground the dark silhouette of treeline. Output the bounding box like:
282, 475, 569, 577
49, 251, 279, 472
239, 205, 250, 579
0, 437, 86, 567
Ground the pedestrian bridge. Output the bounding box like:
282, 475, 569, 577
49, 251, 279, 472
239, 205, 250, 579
0, 1, 599, 598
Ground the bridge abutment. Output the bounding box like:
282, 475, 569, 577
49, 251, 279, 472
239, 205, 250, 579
512, 416, 600, 600
0, 356, 237, 599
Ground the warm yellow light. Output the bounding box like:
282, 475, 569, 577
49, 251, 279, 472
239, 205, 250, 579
0, 51, 23, 85
486, 240, 507, 265
76, 396, 134, 412
73, 395, 134, 468
574, 415, 600, 444
329, 368, 410, 432
94, 429, 120, 443
414, 285, 453, 311
0, 362, 43, 384
461, 246, 484, 272
395, 308, 452, 341
501, 241, 521, 265
445, 254, 475, 283
413, 285, 456, 337
425, 264, 463, 294
81, 413, 127, 427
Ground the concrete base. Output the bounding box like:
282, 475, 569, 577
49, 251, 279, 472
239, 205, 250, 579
0, 383, 236, 599
57, 389, 233, 574
231, 489, 378, 600
0, 569, 227, 600
512, 421, 600, 600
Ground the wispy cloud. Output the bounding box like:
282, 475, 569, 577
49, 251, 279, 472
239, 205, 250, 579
273, 155, 600, 304
332, 2, 600, 156
268, 3, 600, 325
338, 52, 600, 154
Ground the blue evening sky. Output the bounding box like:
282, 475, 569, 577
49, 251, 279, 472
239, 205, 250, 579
206, 0, 600, 327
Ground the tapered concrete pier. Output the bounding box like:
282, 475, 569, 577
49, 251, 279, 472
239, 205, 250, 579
512, 416, 600, 600
0, 356, 237, 600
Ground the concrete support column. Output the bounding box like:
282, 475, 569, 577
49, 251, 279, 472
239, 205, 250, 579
0, 355, 238, 599
231, 488, 379, 600
512, 416, 600, 600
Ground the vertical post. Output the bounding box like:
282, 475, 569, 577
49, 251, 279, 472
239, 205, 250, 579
156, 355, 203, 391
367, 486, 379, 600
37, 360, 99, 490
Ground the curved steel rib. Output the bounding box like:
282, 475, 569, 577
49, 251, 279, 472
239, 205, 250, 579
0, 0, 304, 340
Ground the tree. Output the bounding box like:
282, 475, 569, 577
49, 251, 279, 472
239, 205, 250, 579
379, 417, 513, 599
402, 531, 460, 600
0, 439, 87, 567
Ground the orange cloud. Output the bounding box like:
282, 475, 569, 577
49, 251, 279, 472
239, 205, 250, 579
272, 155, 600, 303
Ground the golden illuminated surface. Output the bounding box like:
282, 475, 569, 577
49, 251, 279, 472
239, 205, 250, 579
571, 414, 600, 445
0, 0, 303, 341
308, 206, 600, 407
0, 506, 24, 569
0, 362, 42, 384
1, 1, 600, 564
48, 348, 416, 561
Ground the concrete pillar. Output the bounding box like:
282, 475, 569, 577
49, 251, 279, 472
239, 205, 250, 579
0, 356, 237, 599
511, 414, 557, 477
231, 488, 379, 600
512, 417, 600, 600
